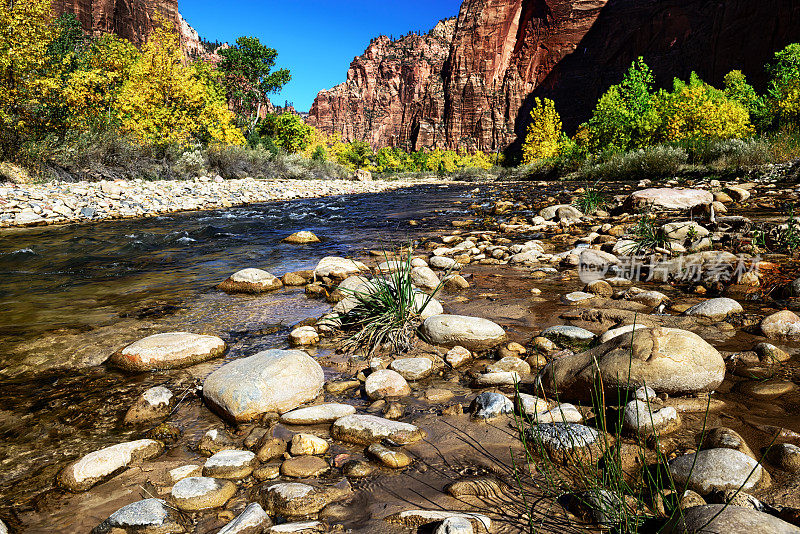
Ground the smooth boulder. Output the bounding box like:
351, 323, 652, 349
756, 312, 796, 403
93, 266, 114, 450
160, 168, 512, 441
669, 448, 765, 495
683, 298, 743, 321
420, 315, 506, 351
59, 440, 163, 492
110, 332, 226, 372
626, 188, 713, 211
203, 349, 324, 422
664, 505, 800, 533
539, 327, 725, 401
761, 310, 800, 339
218, 268, 283, 293
92, 498, 185, 534
331, 414, 425, 445
280, 403, 356, 425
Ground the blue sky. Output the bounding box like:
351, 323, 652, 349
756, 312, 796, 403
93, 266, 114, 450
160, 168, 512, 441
181, 0, 463, 112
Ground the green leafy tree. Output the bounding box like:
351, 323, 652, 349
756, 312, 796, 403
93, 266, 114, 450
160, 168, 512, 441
337, 141, 374, 169
47, 12, 88, 63
217, 36, 291, 133
723, 70, 769, 130
257, 112, 312, 153
586, 57, 662, 152
767, 43, 800, 127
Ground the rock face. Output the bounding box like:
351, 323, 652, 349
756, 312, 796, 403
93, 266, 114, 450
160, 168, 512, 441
308, 19, 456, 151
310, 0, 800, 152
203, 349, 324, 422
52, 0, 202, 54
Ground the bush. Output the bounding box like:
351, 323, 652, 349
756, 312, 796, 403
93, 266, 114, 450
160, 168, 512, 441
581, 145, 688, 181
174, 148, 208, 178
257, 112, 312, 153
686, 138, 772, 169
768, 43, 800, 127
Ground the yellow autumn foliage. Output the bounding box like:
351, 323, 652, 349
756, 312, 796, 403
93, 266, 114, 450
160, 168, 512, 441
521, 98, 563, 164
114, 20, 243, 147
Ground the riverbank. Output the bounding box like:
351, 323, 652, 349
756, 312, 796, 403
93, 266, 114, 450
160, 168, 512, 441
0, 176, 446, 229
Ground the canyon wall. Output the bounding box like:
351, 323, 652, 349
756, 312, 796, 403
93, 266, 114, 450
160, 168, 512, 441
52, 0, 202, 54
309, 0, 800, 153
307, 19, 456, 151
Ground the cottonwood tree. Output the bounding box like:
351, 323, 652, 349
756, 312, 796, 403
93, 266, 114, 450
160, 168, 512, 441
217, 36, 291, 134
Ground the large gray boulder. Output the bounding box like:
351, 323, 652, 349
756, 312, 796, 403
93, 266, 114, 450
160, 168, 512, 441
538, 327, 725, 401
420, 315, 506, 351
203, 349, 324, 422
684, 298, 743, 321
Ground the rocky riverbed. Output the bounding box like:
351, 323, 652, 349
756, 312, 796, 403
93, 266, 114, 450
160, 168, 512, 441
0, 176, 431, 228
2, 176, 800, 533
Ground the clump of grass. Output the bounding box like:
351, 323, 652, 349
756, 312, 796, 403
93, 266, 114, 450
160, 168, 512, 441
334, 249, 446, 354
752, 203, 800, 255
573, 181, 607, 215
627, 213, 671, 255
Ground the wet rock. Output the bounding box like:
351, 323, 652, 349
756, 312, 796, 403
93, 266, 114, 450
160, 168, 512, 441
367, 443, 413, 468
59, 439, 163, 492
342, 460, 375, 478
203, 349, 324, 422
254, 464, 281, 481
263, 481, 351, 517
331, 414, 425, 445
364, 369, 411, 399
577, 249, 619, 282
170, 477, 236, 511
425, 387, 455, 403
283, 272, 309, 286
91, 498, 185, 534
622, 400, 681, 437
740, 379, 797, 398
313, 257, 368, 279
754, 343, 791, 364
390, 357, 433, 380
761, 310, 800, 339
414, 293, 444, 320
767, 444, 800, 473
435, 516, 474, 534
540, 204, 583, 221
702, 427, 756, 458
669, 449, 765, 495
684, 298, 743, 321
562, 291, 598, 304
289, 326, 319, 347
324, 380, 360, 395
626, 188, 713, 211
430, 256, 461, 270
662, 221, 711, 251
280, 403, 356, 425
486, 356, 530, 375
526, 423, 603, 464
124, 386, 174, 424
219, 268, 283, 293
470, 391, 513, 421
199, 429, 237, 456
257, 438, 288, 462
539, 327, 725, 401
283, 231, 320, 244
168, 465, 202, 484
203, 450, 257, 479
411, 266, 441, 289
110, 332, 226, 372
445, 346, 472, 368
218, 503, 271, 534
290, 434, 329, 456
281, 456, 330, 478
664, 504, 800, 533
540, 325, 595, 344
585, 279, 613, 297
383, 401, 405, 420
420, 315, 506, 351
385, 510, 491, 532
444, 274, 470, 290
679, 490, 707, 510
268, 522, 326, 533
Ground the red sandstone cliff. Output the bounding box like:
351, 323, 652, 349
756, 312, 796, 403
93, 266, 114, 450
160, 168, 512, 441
52, 0, 202, 54
309, 0, 800, 153
307, 19, 456, 151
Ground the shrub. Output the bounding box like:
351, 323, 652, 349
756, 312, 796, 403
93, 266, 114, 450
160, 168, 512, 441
582, 145, 688, 181
174, 148, 208, 178
658, 72, 753, 142
767, 43, 800, 127
521, 98, 563, 164
724, 70, 770, 130
258, 112, 312, 153
311, 145, 327, 162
